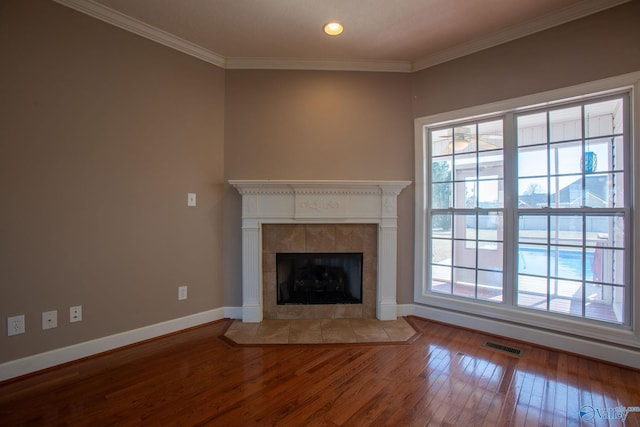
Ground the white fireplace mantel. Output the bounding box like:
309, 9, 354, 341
229, 180, 411, 322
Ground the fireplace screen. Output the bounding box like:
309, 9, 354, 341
276, 252, 363, 305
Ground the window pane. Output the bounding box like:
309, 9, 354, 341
584, 136, 623, 173
518, 245, 547, 276
453, 240, 476, 268
431, 265, 452, 294
519, 178, 548, 208
454, 214, 476, 239
431, 128, 453, 156
432, 214, 452, 236
590, 248, 625, 286
454, 153, 476, 180
518, 145, 547, 177
584, 174, 613, 208
454, 125, 476, 153
478, 120, 503, 151
478, 179, 502, 208
549, 176, 582, 208
585, 98, 623, 138
549, 279, 582, 317
453, 267, 475, 297
550, 141, 582, 175
455, 180, 476, 208
585, 173, 624, 208
477, 270, 503, 302
585, 215, 624, 249
432, 183, 452, 208
550, 106, 582, 142
478, 243, 503, 270
549, 215, 582, 243
517, 275, 548, 310
549, 246, 583, 281
432, 238, 452, 265
585, 284, 623, 324
584, 173, 608, 208
479, 151, 503, 179
519, 216, 547, 244
477, 212, 502, 241
431, 157, 452, 182
518, 112, 547, 146
553, 277, 581, 299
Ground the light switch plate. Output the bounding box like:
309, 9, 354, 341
187, 193, 196, 207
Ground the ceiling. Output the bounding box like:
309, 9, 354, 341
55, 0, 628, 72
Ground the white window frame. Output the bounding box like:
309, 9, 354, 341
414, 72, 640, 349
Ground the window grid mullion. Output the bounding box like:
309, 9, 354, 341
546, 110, 552, 313
582, 215, 587, 318
547, 110, 552, 208
546, 214, 551, 312
503, 112, 517, 306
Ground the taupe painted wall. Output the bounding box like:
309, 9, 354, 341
0, 0, 225, 362
1, 0, 639, 366
223, 70, 415, 306
411, 1, 640, 117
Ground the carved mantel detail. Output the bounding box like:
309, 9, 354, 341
229, 180, 411, 322
297, 197, 341, 212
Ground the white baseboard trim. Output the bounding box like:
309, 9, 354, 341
0, 307, 235, 382
224, 306, 242, 319
399, 303, 640, 370
4, 304, 635, 382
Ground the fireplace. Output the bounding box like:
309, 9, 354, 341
263, 223, 376, 319
230, 180, 411, 322
277, 252, 363, 305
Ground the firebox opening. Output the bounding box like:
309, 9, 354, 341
277, 252, 363, 305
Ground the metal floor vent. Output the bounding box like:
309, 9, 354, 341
483, 341, 523, 357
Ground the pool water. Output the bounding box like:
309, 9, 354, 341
518, 247, 595, 281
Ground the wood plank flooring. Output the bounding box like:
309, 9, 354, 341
1, 316, 639, 426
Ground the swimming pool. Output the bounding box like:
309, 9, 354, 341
518, 246, 595, 281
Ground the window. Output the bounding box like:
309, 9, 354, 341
415, 75, 638, 343
430, 119, 505, 303
515, 99, 627, 324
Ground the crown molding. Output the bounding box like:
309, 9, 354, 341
225, 57, 412, 73
54, 0, 629, 73
412, 0, 631, 71
53, 0, 226, 68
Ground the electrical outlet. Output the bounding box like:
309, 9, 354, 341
70, 306, 82, 323
7, 315, 25, 336
42, 310, 58, 330
178, 285, 188, 301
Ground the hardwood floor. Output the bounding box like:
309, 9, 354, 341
1, 316, 639, 426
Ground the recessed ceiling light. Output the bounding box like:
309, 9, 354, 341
323, 21, 343, 36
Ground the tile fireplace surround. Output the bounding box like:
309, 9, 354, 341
230, 180, 411, 322
262, 223, 377, 320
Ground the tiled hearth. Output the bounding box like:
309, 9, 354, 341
224, 317, 417, 344
262, 223, 377, 319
